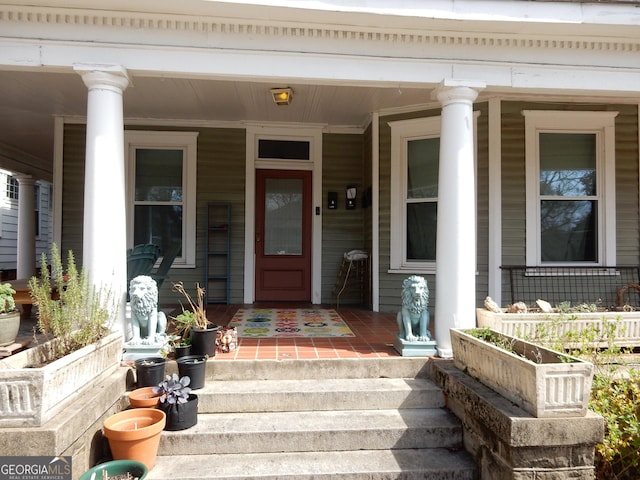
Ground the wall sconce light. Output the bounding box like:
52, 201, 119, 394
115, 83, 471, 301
328, 191, 338, 209
271, 87, 293, 106
346, 185, 356, 210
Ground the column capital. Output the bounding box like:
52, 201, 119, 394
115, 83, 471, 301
74, 64, 130, 93
13, 174, 35, 185
433, 79, 485, 107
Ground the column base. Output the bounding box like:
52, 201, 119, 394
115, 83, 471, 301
122, 342, 166, 361
393, 334, 437, 357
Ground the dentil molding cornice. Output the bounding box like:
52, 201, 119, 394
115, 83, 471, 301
0, 4, 639, 55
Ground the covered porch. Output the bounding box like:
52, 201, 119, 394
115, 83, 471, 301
15, 303, 403, 361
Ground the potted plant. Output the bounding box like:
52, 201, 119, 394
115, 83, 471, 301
450, 327, 594, 418
80, 459, 148, 480
171, 336, 191, 359
168, 309, 197, 359
153, 373, 198, 431
172, 282, 219, 357
0, 244, 121, 427
102, 408, 166, 470
134, 356, 166, 387
176, 354, 207, 389
0, 281, 20, 347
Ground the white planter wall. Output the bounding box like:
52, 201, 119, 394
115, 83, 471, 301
451, 328, 594, 418
477, 308, 640, 347
0, 331, 123, 427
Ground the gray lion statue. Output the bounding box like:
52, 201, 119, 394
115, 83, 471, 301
128, 275, 167, 344
397, 275, 431, 342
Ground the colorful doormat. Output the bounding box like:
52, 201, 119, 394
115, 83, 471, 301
228, 308, 355, 338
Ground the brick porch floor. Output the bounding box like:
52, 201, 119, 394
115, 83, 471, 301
198, 304, 400, 361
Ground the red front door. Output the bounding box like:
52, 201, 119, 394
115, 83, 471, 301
255, 169, 312, 301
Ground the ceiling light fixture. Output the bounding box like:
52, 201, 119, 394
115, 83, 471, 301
270, 87, 293, 106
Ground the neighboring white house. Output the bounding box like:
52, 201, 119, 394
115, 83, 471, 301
0, 168, 52, 276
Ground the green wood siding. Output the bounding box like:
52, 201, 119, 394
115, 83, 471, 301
377, 106, 489, 314
62, 124, 247, 305
321, 133, 367, 304
378, 109, 441, 313
500, 101, 639, 305
61, 123, 86, 261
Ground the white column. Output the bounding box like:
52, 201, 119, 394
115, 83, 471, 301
76, 65, 129, 335
433, 80, 484, 358
15, 175, 36, 279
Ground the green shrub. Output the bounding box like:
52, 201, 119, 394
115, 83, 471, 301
520, 316, 640, 479
28, 244, 115, 360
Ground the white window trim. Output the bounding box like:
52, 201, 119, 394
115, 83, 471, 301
389, 116, 442, 274
523, 110, 618, 267
124, 130, 199, 268
34, 182, 41, 239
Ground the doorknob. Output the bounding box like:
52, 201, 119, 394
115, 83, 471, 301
256, 233, 261, 243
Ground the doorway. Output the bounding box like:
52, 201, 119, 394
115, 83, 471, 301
255, 169, 312, 301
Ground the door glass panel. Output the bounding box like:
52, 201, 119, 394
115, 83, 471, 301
264, 178, 303, 255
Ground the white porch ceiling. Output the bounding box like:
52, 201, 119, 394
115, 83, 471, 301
2, 0, 640, 180
0, 69, 433, 180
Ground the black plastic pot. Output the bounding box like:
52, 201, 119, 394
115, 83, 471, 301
159, 394, 198, 431
189, 325, 220, 357
173, 344, 191, 359
135, 357, 166, 387
176, 355, 207, 390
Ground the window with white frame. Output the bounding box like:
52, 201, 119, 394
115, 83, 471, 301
125, 131, 198, 267
523, 110, 617, 266
389, 116, 441, 273
6, 176, 18, 200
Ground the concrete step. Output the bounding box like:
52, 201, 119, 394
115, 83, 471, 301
164, 357, 432, 382
157, 408, 463, 455
193, 377, 445, 413
142, 358, 478, 480
147, 449, 477, 480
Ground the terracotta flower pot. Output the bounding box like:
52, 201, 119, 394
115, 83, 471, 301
103, 408, 166, 470
128, 386, 161, 408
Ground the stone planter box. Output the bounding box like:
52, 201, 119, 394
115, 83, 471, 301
476, 307, 640, 347
450, 328, 594, 418
0, 331, 123, 427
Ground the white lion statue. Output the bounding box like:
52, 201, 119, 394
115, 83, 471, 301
397, 275, 431, 342
128, 275, 167, 345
